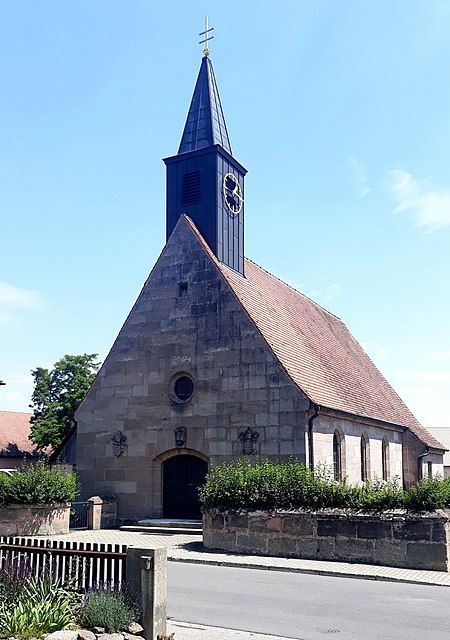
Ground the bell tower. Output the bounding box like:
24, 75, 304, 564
163, 25, 247, 275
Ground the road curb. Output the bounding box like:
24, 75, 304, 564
167, 553, 450, 587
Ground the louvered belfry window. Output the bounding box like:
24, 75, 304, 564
182, 171, 201, 204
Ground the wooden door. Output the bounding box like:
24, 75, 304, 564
163, 455, 207, 519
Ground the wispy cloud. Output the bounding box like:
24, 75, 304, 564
0, 282, 45, 327
7, 372, 34, 385
0, 368, 35, 412
361, 342, 391, 361
284, 278, 306, 293
388, 169, 450, 232
435, 350, 450, 361
2, 390, 26, 404
306, 283, 343, 302
401, 369, 450, 383
415, 371, 450, 382
349, 156, 371, 197
324, 283, 342, 300
388, 367, 450, 427
0, 282, 44, 308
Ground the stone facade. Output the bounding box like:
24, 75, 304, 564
0, 504, 70, 536
76, 219, 309, 520
310, 412, 404, 484
204, 508, 450, 572
402, 429, 444, 489
75, 217, 445, 522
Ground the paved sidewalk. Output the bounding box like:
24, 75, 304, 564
41, 529, 450, 587
168, 540, 450, 587
167, 619, 292, 640
42, 528, 199, 548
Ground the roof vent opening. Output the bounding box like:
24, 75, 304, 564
182, 171, 201, 204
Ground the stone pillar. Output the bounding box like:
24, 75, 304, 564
87, 496, 103, 530
126, 546, 167, 640
99, 495, 117, 528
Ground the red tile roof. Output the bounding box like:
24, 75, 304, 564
183, 216, 444, 450
0, 411, 38, 457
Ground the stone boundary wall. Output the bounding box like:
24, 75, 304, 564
0, 503, 70, 536
203, 508, 450, 572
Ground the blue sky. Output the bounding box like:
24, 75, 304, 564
1, 1, 449, 433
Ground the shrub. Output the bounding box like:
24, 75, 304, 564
79, 589, 140, 633
0, 461, 77, 505
0, 591, 74, 638
198, 458, 450, 512
0, 555, 34, 607
405, 476, 450, 511
0, 567, 77, 639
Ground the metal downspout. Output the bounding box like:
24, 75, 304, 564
417, 446, 430, 480
308, 404, 320, 472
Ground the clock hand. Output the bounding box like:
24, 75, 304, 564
232, 185, 244, 201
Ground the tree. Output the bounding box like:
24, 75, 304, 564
29, 354, 100, 449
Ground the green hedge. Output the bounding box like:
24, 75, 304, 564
199, 459, 450, 512
0, 461, 77, 505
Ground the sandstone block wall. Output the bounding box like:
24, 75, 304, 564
203, 508, 450, 572
310, 413, 403, 485
76, 218, 309, 520
0, 504, 70, 536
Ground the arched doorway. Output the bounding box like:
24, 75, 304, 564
162, 454, 208, 519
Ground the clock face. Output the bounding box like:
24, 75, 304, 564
223, 172, 243, 215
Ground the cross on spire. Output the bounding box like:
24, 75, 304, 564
199, 16, 214, 57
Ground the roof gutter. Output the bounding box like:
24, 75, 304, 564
417, 445, 430, 481
308, 403, 320, 472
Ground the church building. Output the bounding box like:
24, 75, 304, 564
75, 43, 445, 522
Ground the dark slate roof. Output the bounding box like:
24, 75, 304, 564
181, 215, 445, 450
178, 56, 232, 155
0, 410, 39, 457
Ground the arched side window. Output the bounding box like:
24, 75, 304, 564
333, 430, 344, 481
360, 434, 369, 481
382, 438, 389, 481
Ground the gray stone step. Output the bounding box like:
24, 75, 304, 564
120, 519, 203, 535
138, 518, 202, 529
120, 525, 202, 535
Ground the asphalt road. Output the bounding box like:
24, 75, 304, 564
167, 562, 450, 640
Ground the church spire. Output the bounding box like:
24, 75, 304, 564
178, 55, 232, 155
164, 23, 246, 275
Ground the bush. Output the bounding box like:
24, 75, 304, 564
0, 564, 77, 639
0, 461, 77, 505
0, 558, 142, 638
79, 589, 140, 633
405, 476, 450, 510
0, 555, 33, 608
199, 458, 450, 512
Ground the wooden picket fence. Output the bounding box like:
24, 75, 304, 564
0, 536, 127, 590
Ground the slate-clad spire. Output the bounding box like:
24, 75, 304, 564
165, 48, 246, 275
178, 56, 232, 155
